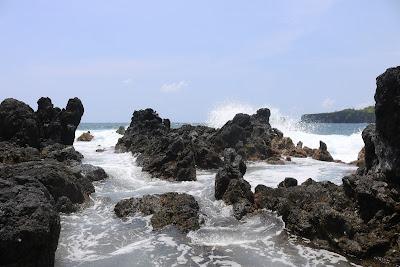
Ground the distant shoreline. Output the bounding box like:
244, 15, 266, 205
301, 106, 375, 123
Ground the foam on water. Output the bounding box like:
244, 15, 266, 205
55, 126, 359, 266
206, 101, 365, 163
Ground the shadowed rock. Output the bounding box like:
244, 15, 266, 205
114, 192, 200, 233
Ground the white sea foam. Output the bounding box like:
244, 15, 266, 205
206, 101, 365, 162
56, 122, 359, 266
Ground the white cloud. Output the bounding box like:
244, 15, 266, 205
122, 78, 132, 85
160, 80, 188, 93
322, 98, 335, 109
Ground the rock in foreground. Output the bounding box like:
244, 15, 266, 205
114, 192, 200, 233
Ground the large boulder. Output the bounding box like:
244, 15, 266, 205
361, 66, 400, 180
312, 141, 334, 162
0, 160, 93, 205
116, 109, 197, 181
0, 98, 40, 148
0, 175, 60, 267
212, 108, 280, 160
215, 148, 254, 219
114, 192, 200, 233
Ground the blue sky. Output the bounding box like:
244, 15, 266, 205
1, 0, 399, 122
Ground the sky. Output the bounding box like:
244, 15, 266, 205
1, 0, 400, 122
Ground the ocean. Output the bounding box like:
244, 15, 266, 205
55, 108, 367, 267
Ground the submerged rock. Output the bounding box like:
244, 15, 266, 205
114, 192, 200, 233
77, 131, 94, 142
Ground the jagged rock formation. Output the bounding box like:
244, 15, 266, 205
312, 141, 334, 162
215, 148, 255, 220
114, 192, 200, 233
116, 108, 222, 181
211, 108, 282, 160
0, 97, 107, 267
254, 66, 400, 265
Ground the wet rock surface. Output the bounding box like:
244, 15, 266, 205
0, 175, 61, 267
254, 66, 400, 266
215, 148, 255, 220
312, 141, 334, 162
114, 192, 201, 233
77, 131, 94, 142
0, 97, 107, 267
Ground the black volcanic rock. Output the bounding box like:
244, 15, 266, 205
36, 97, 84, 146
0, 160, 93, 204
114, 192, 200, 233
212, 108, 280, 160
215, 148, 254, 219
0, 175, 60, 267
254, 67, 400, 265
361, 66, 400, 180
312, 141, 334, 162
0, 141, 41, 164
116, 109, 198, 181
0, 98, 40, 148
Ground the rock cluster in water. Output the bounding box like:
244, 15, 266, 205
0, 97, 108, 267
254, 66, 400, 265
114, 192, 201, 233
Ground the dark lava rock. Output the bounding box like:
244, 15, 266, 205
77, 131, 94, 142
0, 175, 60, 267
215, 148, 254, 219
114, 192, 200, 233
312, 141, 334, 162
0, 98, 40, 148
0, 141, 40, 164
0, 160, 93, 204
212, 108, 280, 161
254, 67, 400, 265
278, 177, 298, 188
116, 109, 197, 181
71, 163, 108, 182
36, 97, 84, 146
360, 66, 400, 180
0, 97, 84, 148
55, 196, 78, 214
116, 126, 126, 135
40, 143, 84, 163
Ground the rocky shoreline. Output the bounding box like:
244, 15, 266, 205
1, 66, 400, 266
0, 98, 108, 267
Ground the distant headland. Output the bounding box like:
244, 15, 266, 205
301, 106, 375, 123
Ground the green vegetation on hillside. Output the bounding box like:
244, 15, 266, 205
301, 106, 375, 123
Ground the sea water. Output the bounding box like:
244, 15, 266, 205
55, 106, 366, 267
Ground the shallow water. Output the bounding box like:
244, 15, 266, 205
55, 128, 360, 267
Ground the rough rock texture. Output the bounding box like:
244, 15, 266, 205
36, 97, 84, 146
0, 175, 60, 267
212, 108, 281, 160
0, 96, 105, 267
278, 177, 298, 188
71, 163, 109, 182
0, 98, 40, 148
115, 109, 198, 181
114, 192, 200, 233
0, 141, 40, 164
0, 97, 84, 148
360, 66, 400, 180
116, 126, 126, 135
254, 67, 400, 265
77, 131, 94, 142
215, 148, 254, 219
312, 141, 334, 162
0, 160, 94, 204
